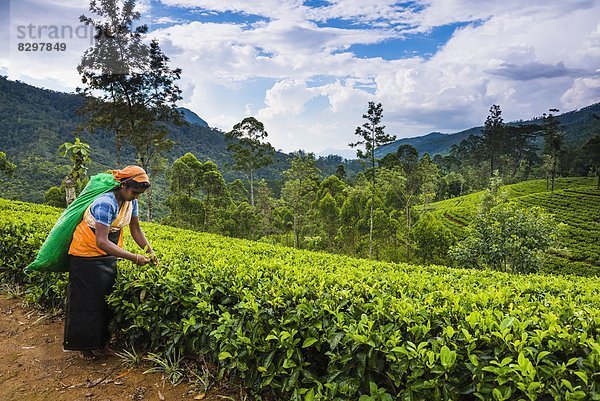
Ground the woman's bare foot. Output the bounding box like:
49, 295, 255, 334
80, 350, 97, 361
97, 346, 118, 357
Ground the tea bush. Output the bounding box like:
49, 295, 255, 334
425, 178, 600, 277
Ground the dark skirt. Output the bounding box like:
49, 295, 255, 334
63, 255, 117, 351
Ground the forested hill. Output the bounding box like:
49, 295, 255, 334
0, 77, 365, 205
0, 76, 237, 161
0, 76, 238, 200
377, 103, 600, 157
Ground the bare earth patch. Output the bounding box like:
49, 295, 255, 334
0, 294, 241, 401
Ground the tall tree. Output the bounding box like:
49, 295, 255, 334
168, 152, 203, 197
482, 104, 505, 177
502, 124, 540, 181
77, 0, 184, 220
59, 138, 91, 205
582, 134, 600, 189
281, 152, 320, 248
350, 102, 396, 258
542, 109, 563, 192
226, 117, 275, 207
419, 153, 440, 208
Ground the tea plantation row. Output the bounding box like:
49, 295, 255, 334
426, 178, 600, 277
1, 198, 599, 400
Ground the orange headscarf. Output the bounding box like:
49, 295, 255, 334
112, 165, 150, 183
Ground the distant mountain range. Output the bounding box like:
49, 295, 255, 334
375, 103, 600, 158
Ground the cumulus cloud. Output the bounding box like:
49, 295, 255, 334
561, 75, 600, 109
3, 0, 600, 153
153, 16, 184, 25
257, 79, 318, 119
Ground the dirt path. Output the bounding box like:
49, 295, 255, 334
0, 294, 240, 401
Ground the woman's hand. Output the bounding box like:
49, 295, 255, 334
149, 252, 160, 267
143, 244, 160, 267
134, 254, 150, 266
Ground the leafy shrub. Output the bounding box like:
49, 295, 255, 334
428, 178, 599, 276
450, 203, 562, 274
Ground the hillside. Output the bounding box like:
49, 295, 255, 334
0, 77, 364, 209
425, 177, 600, 276
375, 127, 482, 158
177, 107, 209, 127
0, 76, 233, 204
377, 103, 600, 157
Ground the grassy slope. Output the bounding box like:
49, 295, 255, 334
425, 177, 600, 275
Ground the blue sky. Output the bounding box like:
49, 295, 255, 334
2, 0, 600, 157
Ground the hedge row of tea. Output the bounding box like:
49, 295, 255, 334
426, 178, 600, 277
1, 198, 600, 400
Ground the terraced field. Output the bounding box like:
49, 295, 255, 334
425, 177, 600, 276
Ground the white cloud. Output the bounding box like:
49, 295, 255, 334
561, 75, 600, 110
3, 0, 600, 154
153, 16, 183, 25
257, 79, 318, 119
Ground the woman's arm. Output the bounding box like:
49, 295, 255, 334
95, 223, 149, 265
129, 216, 159, 266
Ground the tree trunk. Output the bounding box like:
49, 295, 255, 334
369, 199, 374, 259
293, 214, 298, 248
369, 152, 375, 259
64, 175, 76, 206
249, 170, 255, 207
146, 186, 153, 221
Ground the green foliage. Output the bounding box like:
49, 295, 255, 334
543, 110, 564, 192
281, 152, 321, 248
144, 351, 185, 385
582, 134, 600, 189
44, 186, 67, 208
115, 345, 143, 368
515, 187, 600, 273
77, 1, 185, 219
2, 198, 600, 400
226, 117, 275, 206
450, 201, 561, 274
413, 213, 455, 264
59, 137, 91, 205
0, 199, 66, 309
0, 151, 16, 176
427, 177, 599, 276
350, 102, 396, 258
317, 192, 339, 247
482, 104, 505, 175
165, 154, 230, 232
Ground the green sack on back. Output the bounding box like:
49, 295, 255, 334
25, 173, 120, 273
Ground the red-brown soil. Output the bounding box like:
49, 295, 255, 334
0, 294, 242, 401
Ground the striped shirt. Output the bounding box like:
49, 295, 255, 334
90, 192, 138, 227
